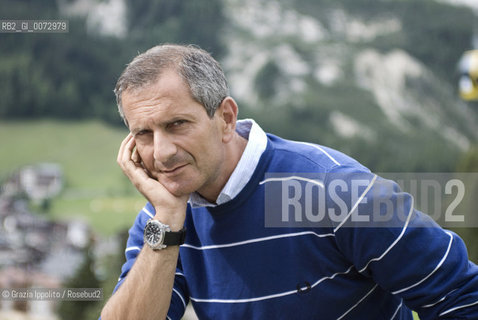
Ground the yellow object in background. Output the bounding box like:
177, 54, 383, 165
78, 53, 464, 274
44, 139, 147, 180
458, 49, 478, 101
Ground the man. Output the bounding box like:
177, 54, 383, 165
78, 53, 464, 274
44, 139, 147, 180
100, 44, 478, 319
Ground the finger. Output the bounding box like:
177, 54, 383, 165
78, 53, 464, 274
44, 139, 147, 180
142, 165, 155, 179
117, 133, 133, 165
120, 135, 136, 167
132, 147, 140, 164
119, 136, 152, 182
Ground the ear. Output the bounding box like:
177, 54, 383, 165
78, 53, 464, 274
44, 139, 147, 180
216, 97, 239, 143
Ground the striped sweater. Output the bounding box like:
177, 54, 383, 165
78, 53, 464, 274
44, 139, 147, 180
115, 133, 478, 319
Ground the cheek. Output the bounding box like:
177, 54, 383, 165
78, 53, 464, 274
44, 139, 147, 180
200, 140, 223, 169
136, 144, 154, 166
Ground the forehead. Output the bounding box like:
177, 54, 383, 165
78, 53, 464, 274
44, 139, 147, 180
124, 69, 190, 105
121, 70, 204, 126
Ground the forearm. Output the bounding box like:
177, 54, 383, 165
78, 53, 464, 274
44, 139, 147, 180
101, 245, 179, 320
106, 134, 189, 319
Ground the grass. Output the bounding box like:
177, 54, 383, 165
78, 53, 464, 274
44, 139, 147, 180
1, 119, 126, 190
0, 119, 144, 235
48, 195, 145, 235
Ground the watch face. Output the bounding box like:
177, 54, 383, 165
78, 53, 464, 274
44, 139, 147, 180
144, 220, 164, 247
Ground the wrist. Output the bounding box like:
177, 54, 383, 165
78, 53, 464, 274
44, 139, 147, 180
153, 206, 186, 231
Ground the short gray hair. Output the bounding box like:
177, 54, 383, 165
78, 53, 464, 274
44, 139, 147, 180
114, 44, 229, 125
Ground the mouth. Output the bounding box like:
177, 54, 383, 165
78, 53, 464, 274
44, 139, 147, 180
160, 164, 188, 175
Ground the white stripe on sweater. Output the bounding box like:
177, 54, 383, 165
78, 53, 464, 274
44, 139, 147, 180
181, 231, 335, 251
421, 289, 457, 308
142, 206, 154, 218
259, 176, 324, 188
190, 265, 354, 304
333, 174, 378, 233
439, 299, 478, 317
172, 288, 187, 309
392, 231, 454, 295
125, 246, 141, 253
337, 284, 378, 320
295, 141, 341, 166
358, 197, 415, 273
389, 300, 403, 320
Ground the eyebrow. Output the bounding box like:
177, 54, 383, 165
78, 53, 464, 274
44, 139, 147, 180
130, 127, 146, 135
130, 114, 195, 135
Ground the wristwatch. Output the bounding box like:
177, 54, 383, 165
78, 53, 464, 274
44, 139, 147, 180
143, 219, 186, 250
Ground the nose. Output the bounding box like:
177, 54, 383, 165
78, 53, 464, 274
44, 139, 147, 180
153, 131, 178, 165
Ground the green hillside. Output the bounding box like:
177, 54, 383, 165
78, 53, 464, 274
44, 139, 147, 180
0, 119, 143, 235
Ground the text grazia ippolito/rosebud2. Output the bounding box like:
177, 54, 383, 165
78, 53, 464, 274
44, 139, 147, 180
0, 288, 103, 301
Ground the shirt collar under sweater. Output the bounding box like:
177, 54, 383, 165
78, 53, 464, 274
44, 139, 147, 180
188, 119, 268, 208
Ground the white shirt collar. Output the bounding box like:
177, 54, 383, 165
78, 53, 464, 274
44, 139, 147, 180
189, 119, 268, 208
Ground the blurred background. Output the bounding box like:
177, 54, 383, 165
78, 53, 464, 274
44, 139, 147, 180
0, 0, 478, 319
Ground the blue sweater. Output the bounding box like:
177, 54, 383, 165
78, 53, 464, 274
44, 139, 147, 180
115, 133, 478, 319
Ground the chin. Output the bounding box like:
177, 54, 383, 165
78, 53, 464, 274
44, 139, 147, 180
161, 179, 199, 197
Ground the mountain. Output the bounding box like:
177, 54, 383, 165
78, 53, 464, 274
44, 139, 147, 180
438, 0, 478, 12
220, 0, 478, 171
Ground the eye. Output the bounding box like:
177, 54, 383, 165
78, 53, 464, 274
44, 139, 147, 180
173, 120, 186, 126
135, 130, 151, 136
168, 120, 187, 128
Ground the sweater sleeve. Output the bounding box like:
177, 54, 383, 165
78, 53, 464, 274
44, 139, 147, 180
112, 202, 189, 320
327, 168, 478, 319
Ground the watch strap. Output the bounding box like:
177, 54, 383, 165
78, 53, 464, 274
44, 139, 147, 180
163, 227, 187, 246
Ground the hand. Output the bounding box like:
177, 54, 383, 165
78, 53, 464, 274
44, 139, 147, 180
117, 134, 188, 228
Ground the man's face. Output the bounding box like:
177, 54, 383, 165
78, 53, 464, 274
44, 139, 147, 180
121, 70, 226, 198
